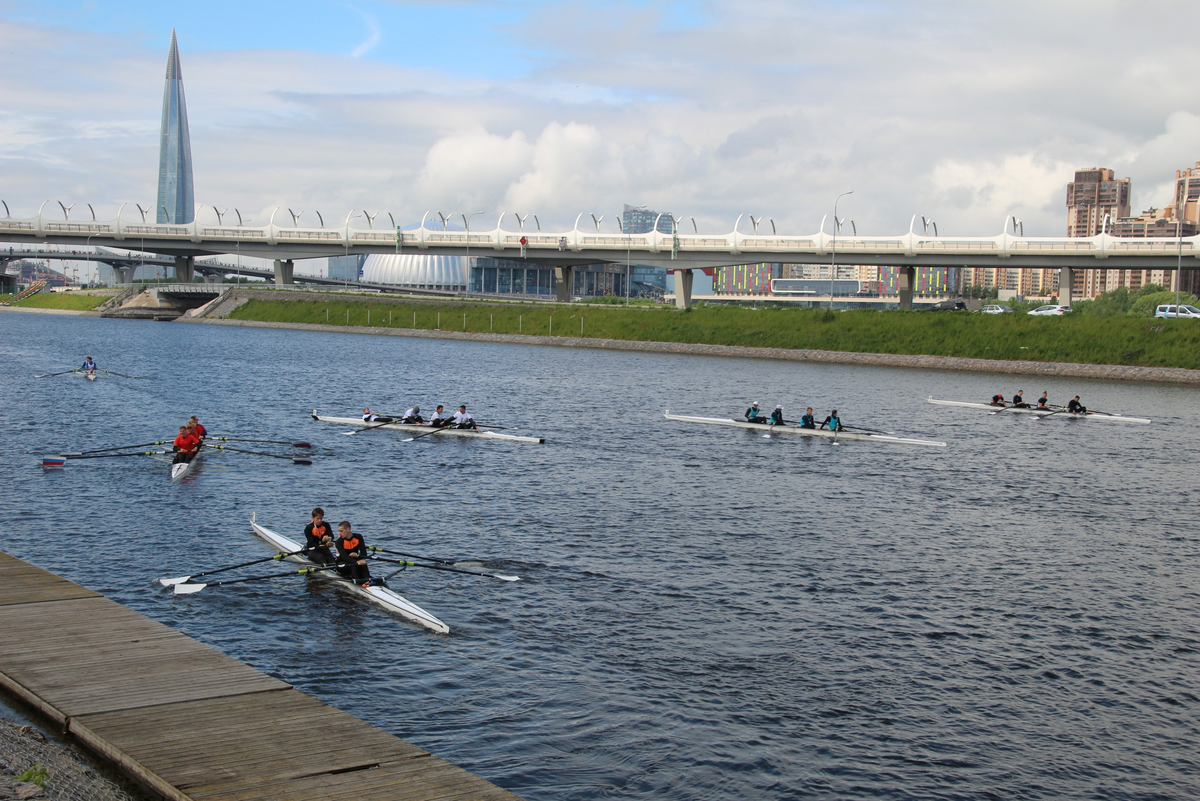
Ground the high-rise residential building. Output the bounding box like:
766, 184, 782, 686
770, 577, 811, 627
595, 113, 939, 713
1066, 168, 1130, 237
622, 205, 675, 234
1175, 161, 1200, 226
157, 30, 194, 225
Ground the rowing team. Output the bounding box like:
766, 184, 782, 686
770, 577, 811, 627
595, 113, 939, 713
744, 402, 845, 432
171, 416, 208, 464
302, 507, 383, 589
81, 356, 97, 376
989, 390, 1089, 414
362, 404, 478, 430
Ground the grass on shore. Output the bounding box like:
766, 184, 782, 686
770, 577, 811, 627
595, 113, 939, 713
9, 292, 109, 310
226, 298, 1200, 369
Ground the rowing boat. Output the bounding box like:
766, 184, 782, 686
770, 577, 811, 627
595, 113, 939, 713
928, 397, 1152, 424
313, 411, 546, 443
250, 514, 449, 634
664, 411, 947, 447
170, 450, 204, 481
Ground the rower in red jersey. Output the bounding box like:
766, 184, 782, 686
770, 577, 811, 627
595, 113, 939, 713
188, 416, 207, 441
172, 425, 201, 465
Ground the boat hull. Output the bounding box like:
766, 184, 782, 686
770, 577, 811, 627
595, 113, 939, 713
664, 412, 946, 447
313, 412, 545, 443
250, 515, 449, 634
928, 397, 1151, 424
170, 450, 204, 481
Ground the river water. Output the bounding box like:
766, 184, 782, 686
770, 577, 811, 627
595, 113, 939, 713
2, 310, 1198, 800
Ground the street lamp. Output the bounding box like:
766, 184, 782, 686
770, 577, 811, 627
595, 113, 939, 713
829, 190, 853, 310
463, 211, 484, 292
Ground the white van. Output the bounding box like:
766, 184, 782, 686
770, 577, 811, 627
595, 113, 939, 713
1154, 304, 1200, 319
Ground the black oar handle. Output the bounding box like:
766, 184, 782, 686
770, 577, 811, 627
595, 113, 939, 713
181, 568, 312, 588
367, 545, 454, 565
187, 550, 301, 581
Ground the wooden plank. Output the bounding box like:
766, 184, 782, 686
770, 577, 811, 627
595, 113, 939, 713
0, 553, 99, 605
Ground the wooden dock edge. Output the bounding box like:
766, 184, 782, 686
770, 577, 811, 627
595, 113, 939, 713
0, 551, 523, 801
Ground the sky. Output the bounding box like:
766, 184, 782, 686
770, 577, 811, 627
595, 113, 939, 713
3, 0, 1200, 242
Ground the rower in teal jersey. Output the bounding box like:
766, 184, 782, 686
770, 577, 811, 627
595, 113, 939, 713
770, 405, 785, 425
819, 410, 844, 432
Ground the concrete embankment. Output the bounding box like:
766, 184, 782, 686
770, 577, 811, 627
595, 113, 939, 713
179, 315, 1200, 386
0, 551, 521, 801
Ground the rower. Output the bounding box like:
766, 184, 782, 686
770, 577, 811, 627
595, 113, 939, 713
819, 409, 844, 432
990, 393, 1006, 406
799, 407, 816, 429
1067, 395, 1088, 414
452, 405, 478, 430
1037, 391, 1051, 410
1011, 390, 1030, 408
303, 507, 335, 566
188, 416, 207, 440
334, 521, 375, 587
402, 406, 425, 424
770, 405, 785, 425
745, 402, 766, 424
362, 408, 394, 423
171, 425, 200, 465
428, 405, 450, 428
81, 356, 97, 375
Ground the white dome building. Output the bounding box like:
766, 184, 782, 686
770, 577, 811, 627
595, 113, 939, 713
361, 254, 468, 291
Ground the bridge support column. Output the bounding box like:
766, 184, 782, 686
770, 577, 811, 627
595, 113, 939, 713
112, 266, 136, 285
174, 256, 195, 284
273, 259, 294, 285
673, 268, 694, 309
897, 266, 916, 310
1059, 267, 1073, 307
554, 266, 573, 302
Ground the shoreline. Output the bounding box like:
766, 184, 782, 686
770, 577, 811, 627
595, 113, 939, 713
179, 316, 1200, 385
0, 305, 100, 316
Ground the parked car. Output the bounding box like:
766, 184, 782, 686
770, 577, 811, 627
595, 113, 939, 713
927, 299, 968, 311
1154, 304, 1200, 319
980, 304, 1014, 314
1027, 305, 1072, 316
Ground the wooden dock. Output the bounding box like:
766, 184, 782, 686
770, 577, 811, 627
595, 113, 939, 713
0, 551, 522, 801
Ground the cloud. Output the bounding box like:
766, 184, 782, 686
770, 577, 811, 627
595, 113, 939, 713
351, 11, 381, 58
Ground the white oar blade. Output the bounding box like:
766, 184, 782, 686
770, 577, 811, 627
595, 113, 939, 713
158, 576, 191, 587
172, 582, 207, 595
493, 574, 520, 582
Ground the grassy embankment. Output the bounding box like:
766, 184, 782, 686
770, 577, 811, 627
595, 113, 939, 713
226, 298, 1200, 369
4, 292, 109, 310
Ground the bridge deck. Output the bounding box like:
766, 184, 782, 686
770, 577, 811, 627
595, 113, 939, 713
0, 551, 521, 801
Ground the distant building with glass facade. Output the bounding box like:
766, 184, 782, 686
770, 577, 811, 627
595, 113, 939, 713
714, 263, 782, 295
622, 204, 676, 235
156, 30, 194, 225
328, 254, 366, 282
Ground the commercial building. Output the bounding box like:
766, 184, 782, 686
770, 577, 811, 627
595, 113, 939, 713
622, 205, 676, 234
156, 30, 194, 225
328, 254, 366, 282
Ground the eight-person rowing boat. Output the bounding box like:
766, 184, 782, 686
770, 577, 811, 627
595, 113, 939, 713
666, 410, 947, 447
313, 410, 545, 443
928, 397, 1152, 424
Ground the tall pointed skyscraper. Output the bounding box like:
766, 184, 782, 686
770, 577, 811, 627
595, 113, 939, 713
156, 30, 194, 224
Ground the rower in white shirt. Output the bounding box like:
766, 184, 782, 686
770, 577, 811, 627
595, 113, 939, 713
452, 405, 477, 430
402, 406, 426, 424
429, 405, 451, 428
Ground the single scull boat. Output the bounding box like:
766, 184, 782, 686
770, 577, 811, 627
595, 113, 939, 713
313, 411, 545, 443
665, 411, 947, 447
250, 514, 449, 634
928, 397, 1151, 424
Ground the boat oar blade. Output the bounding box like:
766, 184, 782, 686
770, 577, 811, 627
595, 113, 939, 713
292, 442, 312, 449
42, 456, 66, 469
292, 457, 313, 465
172, 582, 208, 595
158, 575, 192, 587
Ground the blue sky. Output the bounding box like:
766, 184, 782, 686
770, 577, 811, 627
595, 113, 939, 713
2, 0, 1199, 242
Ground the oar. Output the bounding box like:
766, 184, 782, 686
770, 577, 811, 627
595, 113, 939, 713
157, 550, 304, 586
368, 555, 520, 581
204, 444, 312, 465
842, 424, 899, 435
211, 437, 313, 449
99, 369, 147, 379
401, 425, 446, 442
344, 417, 399, 436
988, 405, 1012, 415
172, 567, 321, 595
366, 545, 456, 565
44, 451, 167, 466
60, 441, 172, 457
34, 369, 81, 378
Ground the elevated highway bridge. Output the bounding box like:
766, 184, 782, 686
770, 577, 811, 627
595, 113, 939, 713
3, 207, 1195, 308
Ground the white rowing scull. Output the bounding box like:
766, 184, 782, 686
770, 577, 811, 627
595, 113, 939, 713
665, 411, 947, 447
928, 397, 1151, 424
250, 514, 450, 634
170, 449, 205, 481
313, 411, 546, 443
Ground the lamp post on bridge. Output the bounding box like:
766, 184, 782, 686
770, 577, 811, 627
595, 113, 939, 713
829, 191, 853, 311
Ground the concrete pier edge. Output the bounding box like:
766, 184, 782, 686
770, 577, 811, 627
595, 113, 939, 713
179, 316, 1200, 386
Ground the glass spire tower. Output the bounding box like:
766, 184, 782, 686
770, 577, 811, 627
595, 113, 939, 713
156, 30, 194, 224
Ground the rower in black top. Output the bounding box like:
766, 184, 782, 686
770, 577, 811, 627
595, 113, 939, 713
745, 402, 766, 424
770, 405, 785, 425
799, 407, 816, 429
1011, 390, 1030, 408
819, 410, 844, 432
335, 521, 375, 586
1066, 396, 1088, 414
303, 507, 336, 566
990, 393, 1006, 406
1037, 391, 1051, 409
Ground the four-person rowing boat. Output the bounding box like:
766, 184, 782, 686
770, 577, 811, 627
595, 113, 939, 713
250, 513, 450, 634
313, 411, 545, 443
927, 397, 1152, 424
665, 411, 947, 447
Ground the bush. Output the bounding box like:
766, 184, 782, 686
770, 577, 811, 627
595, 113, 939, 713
1128, 290, 1200, 317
